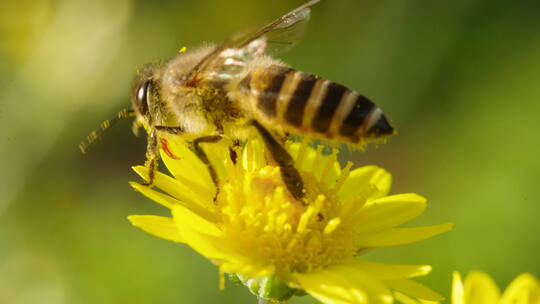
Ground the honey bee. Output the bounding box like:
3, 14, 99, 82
80, 0, 394, 199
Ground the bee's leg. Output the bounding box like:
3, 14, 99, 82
154, 126, 184, 159
192, 135, 222, 200
280, 132, 291, 144
154, 126, 184, 134
248, 120, 304, 199
229, 139, 241, 165
142, 128, 159, 187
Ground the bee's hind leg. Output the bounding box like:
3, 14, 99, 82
192, 135, 222, 201
248, 120, 304, 200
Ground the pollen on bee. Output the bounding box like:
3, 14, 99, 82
178, 46, 187, 53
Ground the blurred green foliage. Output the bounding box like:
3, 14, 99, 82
1, 0, 539, 303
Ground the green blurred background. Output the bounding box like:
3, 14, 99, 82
1, 0, 539, 303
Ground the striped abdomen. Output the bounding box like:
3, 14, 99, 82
239, 65, 394, 143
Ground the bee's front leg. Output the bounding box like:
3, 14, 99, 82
248, 120, 304, 200
142, 128, 159, 187
142, 126, 185, 186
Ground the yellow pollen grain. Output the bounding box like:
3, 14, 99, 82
169, 69, 174, 74
334, 161, 353, 192
179, 46, 187, 53
323, 217, 341, 234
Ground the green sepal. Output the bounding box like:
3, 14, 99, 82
227, 273, 242, 285
236, 274, 304, 302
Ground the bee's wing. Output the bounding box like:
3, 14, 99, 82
236, 0, 319, 55
186, 0, 320, 84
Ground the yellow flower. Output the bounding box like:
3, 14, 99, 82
397, 271, 540, 304
128, 138, 453, 304
451, 271, 540, 304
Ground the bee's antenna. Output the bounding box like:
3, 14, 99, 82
79, 108, 135, 154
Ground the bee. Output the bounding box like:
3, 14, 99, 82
80, 0, 394, 200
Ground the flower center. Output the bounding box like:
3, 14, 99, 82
216, 146, 356, 275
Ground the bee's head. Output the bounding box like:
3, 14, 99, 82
132, 75, 159, 130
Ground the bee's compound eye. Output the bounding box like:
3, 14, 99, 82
136, 79, 151, 115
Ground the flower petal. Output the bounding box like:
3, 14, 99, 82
329, 264, 394, 304
355, 223, 453, 247
171, 205, 232, 261
171, 205, 249, 267
500, 273, 540, 304
352, 193, 427, 234
463, 271, 501, 303
339, 166, 392, 203
132, 165, 213, 208
393, 291, 421, 304
287, 142, 341, 187
201, 140, 229, 179
220, 262, 275, 279
129, 181, 220, 223
130, 181, 176, 209
128, 215, 183, 243
159, 141, 215, 194
452, 271, 464, 304
386, 279, 444, 302
294, 263, 394, 304
339, 259, 432, 280
394, 291, 440, 304
171, 203, 222, 237
293, 269, 369, 304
